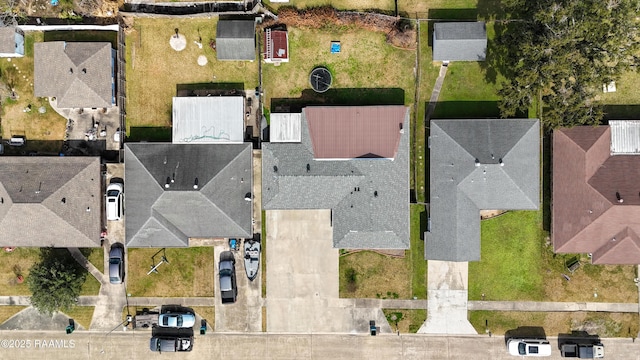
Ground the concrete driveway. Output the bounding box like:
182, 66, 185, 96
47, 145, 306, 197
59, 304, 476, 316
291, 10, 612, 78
214, 241, 262, 332
265, 210, 389, 333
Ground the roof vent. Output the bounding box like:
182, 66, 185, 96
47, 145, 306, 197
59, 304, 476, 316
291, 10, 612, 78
616, 192, 623, 203
306, 163, 310, 172
165, 177, 171, 189
499, 158, 504, 166
86, 207, 90, 212
374, 191, 378, 197
61, 198, 66, 204
244, 192, 252, 201
1, 197, 3, 204
193, 177, 199, 190
273, 166, 278, 173
82, 68, 86, 74
69, 68, 73, 74
475, 159, 480, 167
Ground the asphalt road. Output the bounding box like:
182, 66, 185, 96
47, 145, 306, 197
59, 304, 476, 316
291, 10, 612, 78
1, 331, 639, 359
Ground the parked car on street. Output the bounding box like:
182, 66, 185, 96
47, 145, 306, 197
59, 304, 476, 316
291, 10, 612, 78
158, 312, 196, 328
106, 182, 123, 221
108, 244, 124, 284
560, 343, 604, 358
149, 336, 193, 352
507, 339, 552, 357
219, 251, 237, 304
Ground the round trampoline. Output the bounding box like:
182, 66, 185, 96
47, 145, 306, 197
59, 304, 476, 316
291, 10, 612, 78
309, 67, 332, 93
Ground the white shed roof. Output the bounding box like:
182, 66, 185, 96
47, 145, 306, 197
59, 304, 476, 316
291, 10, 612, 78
270, 113, 301, 143
610, 120, 640, 155
172, 97, 245, 144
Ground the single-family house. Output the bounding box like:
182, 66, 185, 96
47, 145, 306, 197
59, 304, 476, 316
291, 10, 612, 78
263, 27, 289, 63
426, 119, 540, 261
262, 106, 410, 249
216, 20, 256, 61
34, 41, 116, 108
0, 157, 101, 247
172, 96, 245, 144
553, 121, 640, 264
432, 22, 487, 62
124, 143, 253, 247
0, 27, 24, 57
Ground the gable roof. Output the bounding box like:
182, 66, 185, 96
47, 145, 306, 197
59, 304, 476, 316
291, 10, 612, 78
125, 143, 253, 247
262, 106, 410, 249
426, 119, 540, 261
0, 27, 23, 56
305, 106, 406, 159
216, 20, 256, 61
263, 28, 288, 62
172, 97, 245, 144
433, 22, 487, 61
553, 125, 640, 264
34, 41, 113, 108
0, 157, 101, 247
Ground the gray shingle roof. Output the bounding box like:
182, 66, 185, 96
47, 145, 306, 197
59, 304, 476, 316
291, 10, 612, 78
433, 22, 487, 61
216, 20, 256, 61
34, 41, 114, 108
125, 143, 253, 247
0, 157, 101, 247
426, 119, 540, 261
0, 27, 23, 56
262, 106, 410, 249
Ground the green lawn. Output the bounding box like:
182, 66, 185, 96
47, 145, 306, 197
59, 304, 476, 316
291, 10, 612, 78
598, 70, 640, 119
81, 248, 104, 273
126, 247, 214, 297
263, 24, 416, 112
339, 206, 426, 299
469, 210, 638, 303
469, 211, 545, 301
383, 309, 426, 333
469, 311, 639, 338
410, 204, 427, 299
64, 306, 95, 329
125, 18, 259, 131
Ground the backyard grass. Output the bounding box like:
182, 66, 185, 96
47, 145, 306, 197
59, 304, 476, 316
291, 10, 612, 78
469, 311, 639, 338
126, 247, 214, 297
383, 309, 427, 333
0, 32, 66, 147
597, 70, 640, 120
262, 25, 416, 112
0, 306, 27, 325
264, 0, 483, 17
125, 18, 259, 131
64, 306, 95, 329
410, 205, 427, 299
469, 211, 638, 303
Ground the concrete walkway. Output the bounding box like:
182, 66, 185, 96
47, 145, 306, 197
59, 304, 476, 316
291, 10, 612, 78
424, 63, 449, 124
419, 261, 476, 334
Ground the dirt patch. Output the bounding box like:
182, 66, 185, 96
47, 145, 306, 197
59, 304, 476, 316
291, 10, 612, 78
264, 7, 416, 50
480, 209, 507, 219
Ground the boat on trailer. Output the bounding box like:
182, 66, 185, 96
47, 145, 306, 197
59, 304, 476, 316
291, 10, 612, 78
244, 239, 261, 281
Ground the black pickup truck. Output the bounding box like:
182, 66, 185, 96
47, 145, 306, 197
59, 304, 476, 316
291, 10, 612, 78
560, 343, 604, 358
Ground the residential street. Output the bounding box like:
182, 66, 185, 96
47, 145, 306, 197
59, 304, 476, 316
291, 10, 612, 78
0, 331, 639, 359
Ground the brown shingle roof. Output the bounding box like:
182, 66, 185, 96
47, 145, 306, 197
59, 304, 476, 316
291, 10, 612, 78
305, 106, 406, 159
34, 41, 113, 108
552, 126, 640, 264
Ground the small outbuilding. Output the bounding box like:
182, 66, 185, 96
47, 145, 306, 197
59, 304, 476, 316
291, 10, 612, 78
0, 27, 24, 57
216, 20, 256, 61
263, 28, 289, 63
432, 22, 487, 62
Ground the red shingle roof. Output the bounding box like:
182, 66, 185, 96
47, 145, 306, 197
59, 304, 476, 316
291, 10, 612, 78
263, 29, 288, 61
553, 126, 640, 264
305, 106, 407, 159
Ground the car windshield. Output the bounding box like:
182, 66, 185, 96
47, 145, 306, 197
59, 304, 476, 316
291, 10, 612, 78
109, 258, 120, 265
518, 343, 526, 355
107, 189, 120, 197
220, 268, 232, 276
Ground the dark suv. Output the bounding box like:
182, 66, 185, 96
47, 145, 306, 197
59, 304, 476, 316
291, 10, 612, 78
219, 251, 237, 304
149, 336, 193, 352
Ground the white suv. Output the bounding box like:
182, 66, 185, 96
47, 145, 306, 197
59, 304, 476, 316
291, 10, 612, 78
507, 339, 552, 357
106, 182, 124, 221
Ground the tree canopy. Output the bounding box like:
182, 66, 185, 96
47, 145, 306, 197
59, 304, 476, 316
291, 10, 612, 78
497, 0, 640, 128
27, 248, 87, 315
